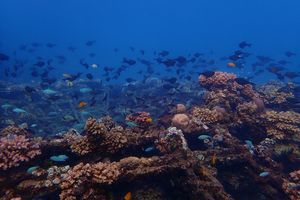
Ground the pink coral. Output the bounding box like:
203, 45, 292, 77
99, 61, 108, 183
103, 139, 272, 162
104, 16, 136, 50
0, 134, 41, 170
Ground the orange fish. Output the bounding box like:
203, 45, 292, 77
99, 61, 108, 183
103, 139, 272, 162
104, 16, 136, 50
78, 101, 87, 108
146, 117, 153, 123
227, 62, 236, 68
211, 153, 217, 166
124, 192, 131, 200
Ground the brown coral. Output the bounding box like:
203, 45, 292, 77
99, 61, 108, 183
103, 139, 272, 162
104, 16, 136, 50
199, 71, 237, 88
261, 111, 300, 140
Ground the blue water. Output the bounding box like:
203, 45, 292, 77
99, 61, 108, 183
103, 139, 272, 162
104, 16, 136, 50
1, 0, 300, 83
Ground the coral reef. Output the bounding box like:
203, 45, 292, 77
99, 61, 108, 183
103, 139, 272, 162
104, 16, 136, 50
0, 134, 41, 170
1, 71, 300, 200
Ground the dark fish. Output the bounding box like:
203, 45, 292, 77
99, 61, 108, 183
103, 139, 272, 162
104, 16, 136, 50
285, 51, 296, 57
123, 58, 136, 65
31, 42, 41, 47
126, 78, 136, 83
158, 50, 169, 57
285, 72, 300, 79
63, 73, 82, 82
86, 73, 94, 80
278, 60, 290, 65
239, 41, 252, 49
31, 70, 39, 77
201, 71, 215, 78
256, 56, 273, 64
165, 77, 177, 84
160, 59, 176, 67
175, 56, 187, 66
80, 59, 89, 69
0, 53, 9, 61
68, 46, 76, 52
130, 47, 135, 52
86, 40, 96, 46
46, 43, 56, 48
267, 66, 285, 73
140, 50, 145, 55
34, 61, 46, 67
234, 78, 253, 85
89, 53, 96, 58
24, 86, 36, 93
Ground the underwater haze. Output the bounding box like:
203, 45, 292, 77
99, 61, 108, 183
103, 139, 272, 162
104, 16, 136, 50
1, 1, 300, 200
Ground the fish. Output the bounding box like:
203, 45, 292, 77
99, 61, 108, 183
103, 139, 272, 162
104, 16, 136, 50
201, 71, 215, 78
198, 135, 211, 140
1, 103, 13, 110
24, 86, 36, 94
124, 192, 132, 200
259, 171, 270, 177
80, 87, 93, 93
42, 88, 57, 95
80, 59, 90, 69
158, 50, 170, 57
68, 46, 77, 52
50, 155, 69, 162
234, 78, 254, 85
285, 51, 296, 57
144, 146, 155, 152
27, 166, 39, 174
86, 73, 94, 80
239, 41, 252, 49
78, 101, 88, 108
63, 72, 82, 82
34, 61, 46, 67
0, 53, 9, 61
91, 63, 98, 68
46, 43, 56, 48
13, 108, 27, 113
86, 40, 96, 46
123, 58, 136, 66
211, 153, 217, 166
227, 62, 237, 68
126, 121, 137, 127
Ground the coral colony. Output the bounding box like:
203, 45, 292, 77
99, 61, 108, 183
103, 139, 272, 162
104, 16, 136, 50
1, 72, 300, 200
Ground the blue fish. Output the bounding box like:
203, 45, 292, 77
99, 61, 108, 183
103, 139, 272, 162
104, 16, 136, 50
13, 108, 27, 113
259, 171, 270, 177
144, 146, 155, 152
79, 87, 92, 93
126, 121, 138, 127
42, 88, 57, 95
198, 135, 211, 140
50, 155, 69, 162
27, 166, 39, 174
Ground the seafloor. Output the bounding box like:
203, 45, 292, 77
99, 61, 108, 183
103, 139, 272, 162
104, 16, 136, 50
1, 71, 300, 200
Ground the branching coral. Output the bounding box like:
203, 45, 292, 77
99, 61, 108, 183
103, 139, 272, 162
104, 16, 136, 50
199, 71, 237, 88
261, 111, 300, 140
0, 134, 41, 170
258, 82, 294, 105
282, 170, 300, 200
